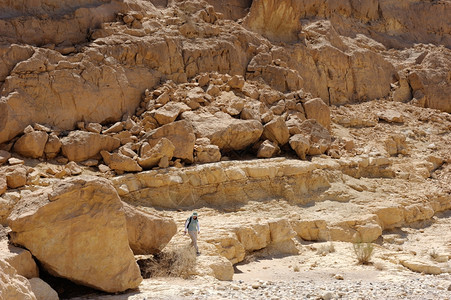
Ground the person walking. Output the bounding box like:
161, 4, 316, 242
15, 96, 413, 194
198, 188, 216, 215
184, 211, 200, 255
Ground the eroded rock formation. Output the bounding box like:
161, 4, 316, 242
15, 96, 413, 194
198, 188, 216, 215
0, 0, 450, 294
7, 176, 143, 293
1, 0, 449, 145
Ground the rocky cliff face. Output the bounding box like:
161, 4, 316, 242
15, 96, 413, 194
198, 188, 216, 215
0, 0, 450, 297
1, 0, 450, 144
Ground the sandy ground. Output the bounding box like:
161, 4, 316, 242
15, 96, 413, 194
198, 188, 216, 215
70, 211, 451, 300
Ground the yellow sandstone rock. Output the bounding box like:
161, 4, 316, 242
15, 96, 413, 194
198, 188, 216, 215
7, 176, 142, 293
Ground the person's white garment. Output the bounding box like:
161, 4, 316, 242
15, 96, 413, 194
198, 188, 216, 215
188, 230, 198, 253
185, 216, 200, 253
184, 216, 200, 232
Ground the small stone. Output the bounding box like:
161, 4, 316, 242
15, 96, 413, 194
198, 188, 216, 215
198, 74, 210, 87
55, 169, 68, 179
206, 85, 220, 96
123, 14, 134, 24
131, 11, 143, 20
77, 122, 85, 130
377, 110, 404, 123
131, 19, 142, 29
103, 122, 123, 134
66, 161, 82, 175
130, 125, 142, 135
323, 291, 333, 300
334, 274, 344, 280
8, 158, 24, 165
155, 92, 170, 105
252, 283, 261, 289
6, 167, 27, 189
23, 125, 34, 134
86, 123, 102, 134
0, 150, 11, 164
45, 165, 59, 175
117, 184, 129, 195
173, 160, 183, 168
80, 159, 99, 167
124, 117, 136, 131
98, 164, 110, 173
119, 147, 138, 159
0, 176, 6, 195
56, 156, 69, 164
228, 75, 245, 90
33, 123, 52, 132
158, 156, 169, 168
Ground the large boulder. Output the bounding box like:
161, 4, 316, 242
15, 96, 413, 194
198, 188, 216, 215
194, 138, 221, 164
289, 134, 310, 160
143, 120, 196, 162
268, 219, 297, 244
154, 102, 191, 125
406, 51, 451, 113
43, 133, 62, 159
290, 120, 331, 156
5, 166, 27, 189
303, 98, 331, 129
400, 258, 443, 275
214, 91, 244, 116
234, 224, 270, 252
257, 140, 280, 158
122, 202, 177, 255
0, 259, 36, 300
138, 138, 175, 169
101, 151, 142, 172
61, 131, 120, 162
7, 176, 142, 293
13, 131, 48, 158
196, 255, 234, 281
182, 111, 263, 151
0, 240, 39, 279
262, 116, 290, 146
28, 278, 58, 300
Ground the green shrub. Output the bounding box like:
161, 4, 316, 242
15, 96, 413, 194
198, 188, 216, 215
353, 242, 374, 265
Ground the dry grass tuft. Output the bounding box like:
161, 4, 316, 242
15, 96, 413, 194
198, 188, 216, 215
316, 242, 336, 256
374, 261, 386, 271
137, 245, 197, 279
353, 242, 374, 265
428, 248, 439, 261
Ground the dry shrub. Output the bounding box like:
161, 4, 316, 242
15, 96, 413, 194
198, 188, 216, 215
429, 248, 439, 261
316, 242, 336, 256
293, 265, 300, 272
374, 261, 386, 271
137, 245, 197, 279
353, 242, 374, 265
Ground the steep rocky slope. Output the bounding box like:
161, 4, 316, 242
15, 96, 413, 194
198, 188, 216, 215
0, 0, 450, 299
1, 0, 450, 143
